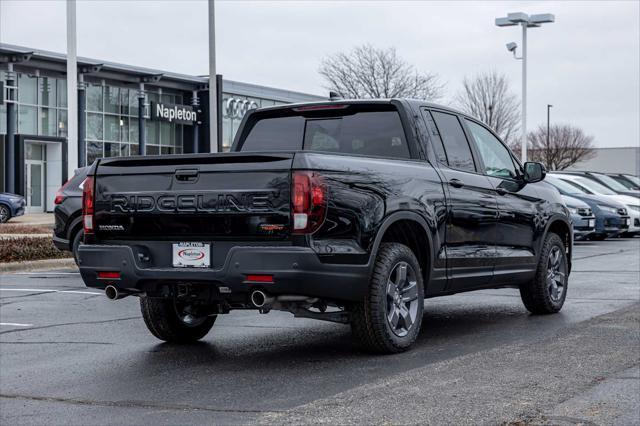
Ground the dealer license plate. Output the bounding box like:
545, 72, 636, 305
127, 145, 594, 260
588, 219, 595, 228
172, 242, 210, 268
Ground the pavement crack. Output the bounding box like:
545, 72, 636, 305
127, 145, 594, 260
573, 248, 638, 260
0, 393, 283, 414
0, 317, 140, 335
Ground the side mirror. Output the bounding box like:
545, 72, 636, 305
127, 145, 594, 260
523, 162, 546, 183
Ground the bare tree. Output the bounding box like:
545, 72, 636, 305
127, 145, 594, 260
509, 124, 597, 170
319, 44, 444, 101
455, 71, 520, 143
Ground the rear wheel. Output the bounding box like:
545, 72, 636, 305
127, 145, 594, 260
351, 243, 424, 353
520, 232, 568, 314
71, 229, 83, 265
0, 205, 11, 223
140, 296, 216, 343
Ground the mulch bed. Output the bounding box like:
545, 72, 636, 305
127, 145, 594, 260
0, 236, 71, 263
0, 224, 53, 235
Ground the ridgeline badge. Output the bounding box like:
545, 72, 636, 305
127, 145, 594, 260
152, 102, 199, 125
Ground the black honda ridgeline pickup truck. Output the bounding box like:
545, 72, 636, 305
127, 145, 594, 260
78, 99, 572, 353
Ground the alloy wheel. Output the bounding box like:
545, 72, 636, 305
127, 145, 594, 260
385, 261, 420, 337
547, 246, 566, 303
0, 206, 9, 223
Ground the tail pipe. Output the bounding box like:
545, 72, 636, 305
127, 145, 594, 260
250, 289, 274, 308
105, 285, 131, 301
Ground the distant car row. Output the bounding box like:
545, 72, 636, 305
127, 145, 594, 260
545, 171, 639, 240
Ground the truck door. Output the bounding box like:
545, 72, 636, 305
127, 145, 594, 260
461, 118, 540, 285
421, 109, 498, 291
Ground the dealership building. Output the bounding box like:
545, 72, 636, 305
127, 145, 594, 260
0, 43, 323, 213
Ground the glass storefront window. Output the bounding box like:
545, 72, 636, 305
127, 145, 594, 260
130, 144, 139, 155
120, 89, 129, 116
129, 117, 138, 143
18, 105, 37, 134
87, 142, 102, 165
39, 77, 57, 107
57, 79, 67, 108
87, 113, 103, 140
120, 117, 129, 142
146, 120, 158, 144
57, 109, 68, 137
147, 145, 159, 155
129, 91, 140, 115
18, 74, 38, 105
160, 93, 174, 104
104, 115, 120, 141
87, 84, 103, 112
40, 107, 57, 136
105, 86, 120, 114
159, 121, 173, 146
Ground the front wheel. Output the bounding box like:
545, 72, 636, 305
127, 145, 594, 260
351, 243, 424, 353
140, 296, 216, 343
520, 232, 568, 314
0, 205, 11, 223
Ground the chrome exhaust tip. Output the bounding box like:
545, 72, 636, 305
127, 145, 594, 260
105, 285, 127, 300
250, 289, 268, 308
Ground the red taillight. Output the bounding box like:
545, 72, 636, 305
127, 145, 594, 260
292, 104, 348, 112
54, 193, 66, 205
82, 176, 95, 234
246, 274, 274, 283
291, 171, 327, 234
98, 271, 120, 280
54, 176, 74, 205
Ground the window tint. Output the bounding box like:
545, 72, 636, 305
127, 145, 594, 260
421, 110, 448, 164
430, 111, 476, 172
464, 119, 518, 179
239, 110, 410, 159
240, 116, 305, 151
303, 111, 410, 159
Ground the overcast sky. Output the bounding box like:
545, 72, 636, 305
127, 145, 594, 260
1, 0, 638, 148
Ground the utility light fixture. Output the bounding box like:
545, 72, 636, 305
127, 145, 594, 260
495, 11, 555, 163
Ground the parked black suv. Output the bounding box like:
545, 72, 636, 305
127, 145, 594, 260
53, 167, 89, 263
78, 100, 572, 353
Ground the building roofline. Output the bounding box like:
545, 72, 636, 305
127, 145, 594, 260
0, 42, 325, 101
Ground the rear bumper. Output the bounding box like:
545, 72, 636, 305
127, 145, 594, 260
53, 234, 70, 251
78, 244, 370, 302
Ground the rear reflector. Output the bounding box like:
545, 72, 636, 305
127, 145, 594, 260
246, 274, 274, 283
98, 271, 121, 280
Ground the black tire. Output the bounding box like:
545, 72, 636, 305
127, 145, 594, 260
590, 233, 607, 241
520, 232, 568, 314
0, 205, 11, 223
71, 229, 83, 266
140, 296, 216, 343
351, 243, 424, 353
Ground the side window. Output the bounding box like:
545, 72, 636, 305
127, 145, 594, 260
430, 111, 476, 172
421, 109, 448, 164
464, 119, 518, 179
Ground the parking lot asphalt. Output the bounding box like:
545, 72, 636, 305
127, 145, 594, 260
1, 238, 639, 425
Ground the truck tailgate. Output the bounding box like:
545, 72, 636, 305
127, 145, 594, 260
92, 153, 293, 241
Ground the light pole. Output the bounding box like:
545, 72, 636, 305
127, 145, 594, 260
496, 12, 554, 163
208, 0, 218, 153
547, 104, 552, 147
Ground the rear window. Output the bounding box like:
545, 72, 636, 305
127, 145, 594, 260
238, 108, 411, 159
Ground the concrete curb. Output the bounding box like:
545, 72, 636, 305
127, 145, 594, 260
0, 258, 77, 273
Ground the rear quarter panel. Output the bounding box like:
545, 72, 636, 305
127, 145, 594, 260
293, 152, 447, 270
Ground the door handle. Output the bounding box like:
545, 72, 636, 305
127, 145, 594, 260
175, 169, 199, 182
449, 178, 464, 188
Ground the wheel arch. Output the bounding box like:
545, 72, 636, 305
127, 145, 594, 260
544, 216, 573, 273
369, 211, 435, 287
